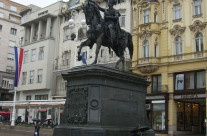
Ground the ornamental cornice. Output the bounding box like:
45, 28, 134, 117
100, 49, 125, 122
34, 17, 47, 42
189, 20, 207, 32
137, 64, 159, 74
139, 30, 152, 39
169, 25, 185, 36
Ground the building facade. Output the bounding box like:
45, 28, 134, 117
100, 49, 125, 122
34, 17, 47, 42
16, 2, 65, 124
0, 0, 26, 102
132, 0, 207, 135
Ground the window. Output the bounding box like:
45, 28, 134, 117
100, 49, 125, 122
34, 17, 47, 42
154, 44, 158, 57
0, 12, 3, 18
64, 27, 70, 40
152, 102, 165, 131
154, 13, 157, 23
6, 66, 13, 73
10, 6, 17, 12
195, 32, 203, 52
26, 95, 31, 100
119, 12, 125, 26
9, 40, 16, 47
2, 78, 13, 89
177, 102, 199, 131
10, 28, 17, 35
174, 5, 181, 20
10, 16, 17, 22
197, 71, 206, 88
23, 51, 28, 63
0, 2, 4, 8
143, 40, 149, 58
0, 25, 2, 32
152, 75, 161, 92
31, 49, 36, 62
194, 0, 202, 15
143, 10, 149, 24
7, 53, 14, 60
22, 72, 27, 85
39, 47, 44, 60
175, 71, 206, 91
29, 70, 34, 84
175, 36, 182, 55
37, 69, 43, 83
35, 95, 48, 100
175, 74, 184, 90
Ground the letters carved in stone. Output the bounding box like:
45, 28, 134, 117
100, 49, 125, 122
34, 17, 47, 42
169, 25, 185, 36
67, 87, 88, 124
189, 20, 207, 32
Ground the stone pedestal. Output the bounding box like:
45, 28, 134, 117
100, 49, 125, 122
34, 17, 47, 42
53, 65, 155, 136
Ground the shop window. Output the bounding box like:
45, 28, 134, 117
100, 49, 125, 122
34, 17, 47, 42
174, 71, 206, 91
177, 102, 199, 131
195, 32, 203, 52
152, 75, 161, 93
152, 102, 165, 131
143, 40, 149, 58
194, 0, 202, 15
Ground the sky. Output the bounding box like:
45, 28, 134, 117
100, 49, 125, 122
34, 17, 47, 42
12, 0, 68, 8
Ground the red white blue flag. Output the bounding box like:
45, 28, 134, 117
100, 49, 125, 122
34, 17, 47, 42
14, 46, 24, 87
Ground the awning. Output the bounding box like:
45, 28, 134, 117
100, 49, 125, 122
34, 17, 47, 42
0, 100, 65, 109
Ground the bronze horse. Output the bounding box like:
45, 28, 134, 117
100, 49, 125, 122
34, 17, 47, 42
78, 1, 133, 70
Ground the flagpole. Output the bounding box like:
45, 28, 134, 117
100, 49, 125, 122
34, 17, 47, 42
11, 87, 17, 126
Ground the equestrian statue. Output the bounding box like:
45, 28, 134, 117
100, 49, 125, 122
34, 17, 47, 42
77, 0, 133, 70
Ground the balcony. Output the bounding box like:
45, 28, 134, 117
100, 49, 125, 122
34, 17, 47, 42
151, 85, 168, 93
55, 64, 70, 71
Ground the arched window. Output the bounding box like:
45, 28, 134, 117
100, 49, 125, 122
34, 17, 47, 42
143, 40, 149, 58
175, 36, 182, 55
195, 32, 203, 52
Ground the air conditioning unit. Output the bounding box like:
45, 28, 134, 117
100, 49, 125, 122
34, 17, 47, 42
146, 104, 151, 110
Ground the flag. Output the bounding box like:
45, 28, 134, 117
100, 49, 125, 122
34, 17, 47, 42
14, 46, 24, 87
81, 52, 87, 65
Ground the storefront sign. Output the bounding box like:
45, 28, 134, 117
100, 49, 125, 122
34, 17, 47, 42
146, 95, 165, 100
174, 93, 205, 100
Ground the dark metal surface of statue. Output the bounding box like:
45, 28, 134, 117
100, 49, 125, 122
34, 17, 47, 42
77, 0, 133, 70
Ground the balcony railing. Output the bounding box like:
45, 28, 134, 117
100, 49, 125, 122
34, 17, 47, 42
55, 64, 70, 71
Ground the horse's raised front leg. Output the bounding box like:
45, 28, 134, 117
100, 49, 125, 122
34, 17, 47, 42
78, 39, 91, 61
92, 38, 102, 64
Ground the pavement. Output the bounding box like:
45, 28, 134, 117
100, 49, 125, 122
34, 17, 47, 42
0, 124, 53, 136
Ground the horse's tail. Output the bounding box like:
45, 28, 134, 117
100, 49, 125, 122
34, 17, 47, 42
127, 33, 133, 59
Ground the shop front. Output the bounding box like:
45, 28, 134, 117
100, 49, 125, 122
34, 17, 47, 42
174, 92, 206, 134
146, 93, 169, 134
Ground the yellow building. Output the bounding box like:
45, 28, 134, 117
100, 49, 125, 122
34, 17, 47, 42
131, 0, 207, 135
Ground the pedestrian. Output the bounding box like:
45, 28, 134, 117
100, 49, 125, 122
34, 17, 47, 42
34, 121, 40, 136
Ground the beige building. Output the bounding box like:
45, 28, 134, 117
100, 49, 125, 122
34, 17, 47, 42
0, 0, 26, 102
132, 0, 207, 135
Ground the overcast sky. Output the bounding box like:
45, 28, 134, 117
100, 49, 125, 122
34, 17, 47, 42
12, 0, 68, 8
